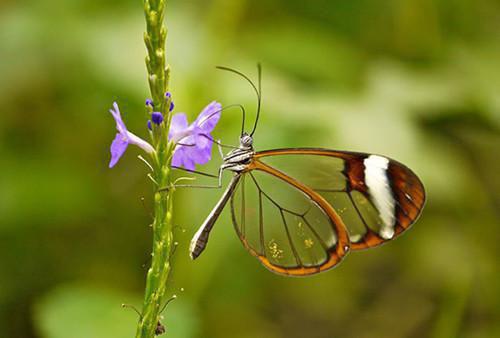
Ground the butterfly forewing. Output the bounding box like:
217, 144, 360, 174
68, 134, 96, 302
254, 149, 425, 250
230, 168, 349, 276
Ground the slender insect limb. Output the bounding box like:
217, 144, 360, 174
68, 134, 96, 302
159, 168, 222, 193
217, 139, 224, 160
173, 184, 222, 189
171, 166, 218, 178
172, 176, 196, 186
173, 167, 224, 189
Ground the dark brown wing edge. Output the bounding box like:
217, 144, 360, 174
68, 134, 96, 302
230, 159, 351, 277
254, 148, 426, 251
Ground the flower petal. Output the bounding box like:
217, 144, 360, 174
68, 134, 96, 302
109, 133, 129, 168
110, 102, 127, 135
194, 101, 222, 134
169, 113, 189, 141
171, 143, 207, 169
169, 102, 221, 169
172, 146, 196, 171
193, 129, 211, 148
171, 113, 189, 131
187, 143, 212, 164
171, 146, 184, 168
182, 155, 196, 171
126, 131, 154, 154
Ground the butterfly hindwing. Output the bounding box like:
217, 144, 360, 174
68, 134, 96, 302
230, 161, 350, 276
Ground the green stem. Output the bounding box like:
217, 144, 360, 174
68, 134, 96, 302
136, 0, 175, 337
143, 0, 170, 114
135, 145, 175, 338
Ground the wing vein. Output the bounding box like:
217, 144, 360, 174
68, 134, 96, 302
249, 172, 306, 216
347, 191, 372, 241
259, 191, 265, 255
301, 215, 330, 251
279, 209, 302, 267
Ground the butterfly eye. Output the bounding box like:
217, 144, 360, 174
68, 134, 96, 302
240, 134, 253, 148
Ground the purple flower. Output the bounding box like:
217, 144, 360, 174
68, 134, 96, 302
109, 102, 154, 168
169, 101, 221, 170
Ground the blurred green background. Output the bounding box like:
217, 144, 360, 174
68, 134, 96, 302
1, 0, 499, 337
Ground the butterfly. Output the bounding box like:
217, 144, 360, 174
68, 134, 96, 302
186, 66, 426, 277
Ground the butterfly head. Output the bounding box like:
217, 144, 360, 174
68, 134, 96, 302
240, 133, 253, 149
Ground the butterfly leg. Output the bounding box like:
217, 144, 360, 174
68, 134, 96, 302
171, 165, 219, 178
171, 167, 224, 190
217, 139, 224, 160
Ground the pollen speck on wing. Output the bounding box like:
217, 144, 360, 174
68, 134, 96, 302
268, 239, 284, 260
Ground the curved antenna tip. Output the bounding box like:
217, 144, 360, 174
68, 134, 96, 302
215, 65, 262, 137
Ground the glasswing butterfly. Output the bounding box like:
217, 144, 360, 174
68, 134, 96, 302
184, 65, 425, 277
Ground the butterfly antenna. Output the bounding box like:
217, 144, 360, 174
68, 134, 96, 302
216, 65, 262, 136
250, 63, 262, 137
197, 103, 247, 137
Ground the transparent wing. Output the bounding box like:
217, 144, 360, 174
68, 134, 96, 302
254, 148, 426, 250
230, 166, 350, 276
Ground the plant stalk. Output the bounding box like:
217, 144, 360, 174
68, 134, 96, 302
136, 0, 175, 337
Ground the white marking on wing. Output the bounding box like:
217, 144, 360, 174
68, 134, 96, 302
363, 155, 396, 240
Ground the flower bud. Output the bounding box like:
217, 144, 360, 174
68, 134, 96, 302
151, 112, 164, 125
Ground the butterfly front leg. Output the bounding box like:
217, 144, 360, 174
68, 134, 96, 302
171, 166, 224, 190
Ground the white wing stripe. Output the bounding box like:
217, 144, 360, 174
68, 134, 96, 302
363, 155, 396, 239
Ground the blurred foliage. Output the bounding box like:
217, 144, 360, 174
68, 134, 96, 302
0, 0, 499, 337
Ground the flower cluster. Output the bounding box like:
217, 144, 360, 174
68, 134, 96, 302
108, 94, 221, 170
